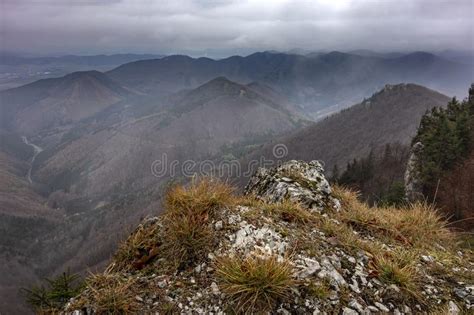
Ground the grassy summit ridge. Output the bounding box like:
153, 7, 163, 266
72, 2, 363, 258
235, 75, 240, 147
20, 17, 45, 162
63, 161, 472, 314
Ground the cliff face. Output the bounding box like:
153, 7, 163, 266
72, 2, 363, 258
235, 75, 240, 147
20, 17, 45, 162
404, 141, 424, 203
406, 94, 474, 229
64, 160, 472, 314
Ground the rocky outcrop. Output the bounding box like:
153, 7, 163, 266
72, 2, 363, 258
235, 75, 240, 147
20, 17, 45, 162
65, 160, 473, 315
244, 160, 340, 212
404, 141, 424, 202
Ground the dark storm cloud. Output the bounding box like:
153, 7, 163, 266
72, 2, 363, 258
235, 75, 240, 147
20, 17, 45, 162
1, 0, 473, 56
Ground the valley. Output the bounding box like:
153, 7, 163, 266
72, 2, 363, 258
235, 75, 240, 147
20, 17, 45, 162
21, 136, 43, 184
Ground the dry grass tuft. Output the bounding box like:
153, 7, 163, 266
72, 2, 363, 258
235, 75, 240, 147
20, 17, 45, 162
304, 278, 331, 300
216, 255, 296, 314
331, 185, 361, 209
73, 273, 139, 314
268, 200, 315, 224
158, 301, 179, 314
162, 177, 235, 269
238, 197, 316, 225
162, 214, 214, 269
393, 202, 453, 247
372, 249, 420, 299
332, 186, 454, 249
317, 216, 386, 257
329, 186, 463, 305
110, 178, 235, 272
164, 177, 235, 217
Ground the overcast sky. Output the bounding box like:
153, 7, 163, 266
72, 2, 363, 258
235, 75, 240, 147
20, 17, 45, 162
1, 0, 473, 57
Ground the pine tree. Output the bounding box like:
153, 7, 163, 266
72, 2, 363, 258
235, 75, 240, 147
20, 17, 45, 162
364, 149, 375, 181
413, 90, 474, 197
20, 269, 82, 312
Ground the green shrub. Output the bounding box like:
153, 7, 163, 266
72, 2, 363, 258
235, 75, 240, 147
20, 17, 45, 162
20, 269, 82, 313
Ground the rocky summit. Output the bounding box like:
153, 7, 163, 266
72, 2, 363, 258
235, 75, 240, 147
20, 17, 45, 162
244, 160, 340, 212
65, 160, 472, 314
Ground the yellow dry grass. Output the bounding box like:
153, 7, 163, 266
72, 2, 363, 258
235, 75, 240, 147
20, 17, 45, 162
332, 186, 454, 249
216, 255, 297, 314
72, 273, 139, 314
161, 177, 235, 269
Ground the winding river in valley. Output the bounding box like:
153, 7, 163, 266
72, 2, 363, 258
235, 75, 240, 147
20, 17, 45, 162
21, 136, 44, 184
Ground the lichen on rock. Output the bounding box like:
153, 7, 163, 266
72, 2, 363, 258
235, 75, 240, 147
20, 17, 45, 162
244, 160, 340, 212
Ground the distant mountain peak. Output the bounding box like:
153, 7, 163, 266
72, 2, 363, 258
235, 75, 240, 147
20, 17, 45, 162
160, 54, 194, 62
1, 70, 130, 133
63, 70, 104, 78
326, 50, 347, 56
205, 76, 235, 85
61, 70, 119, 86
189, 76, 244, 95
55, 70, 130, 97
171, 76, 304, 124
318, 51, 357, 63
376, 83, 437, 96
405, 51, 437, 58
397, 51, 439, 63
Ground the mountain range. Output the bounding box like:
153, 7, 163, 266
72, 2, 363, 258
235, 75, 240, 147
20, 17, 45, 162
0, 50, 471, 313
0, 53, 165, 67
29, 76, 306, 200
1, 71, 132, 134
0, 53, 165, 91
106, 51, 471, 117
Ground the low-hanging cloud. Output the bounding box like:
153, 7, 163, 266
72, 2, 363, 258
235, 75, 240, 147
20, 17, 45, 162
1, 0, 473, 56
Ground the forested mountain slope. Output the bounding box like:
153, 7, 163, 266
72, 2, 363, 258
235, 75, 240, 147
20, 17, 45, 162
239, 83, 451, 186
